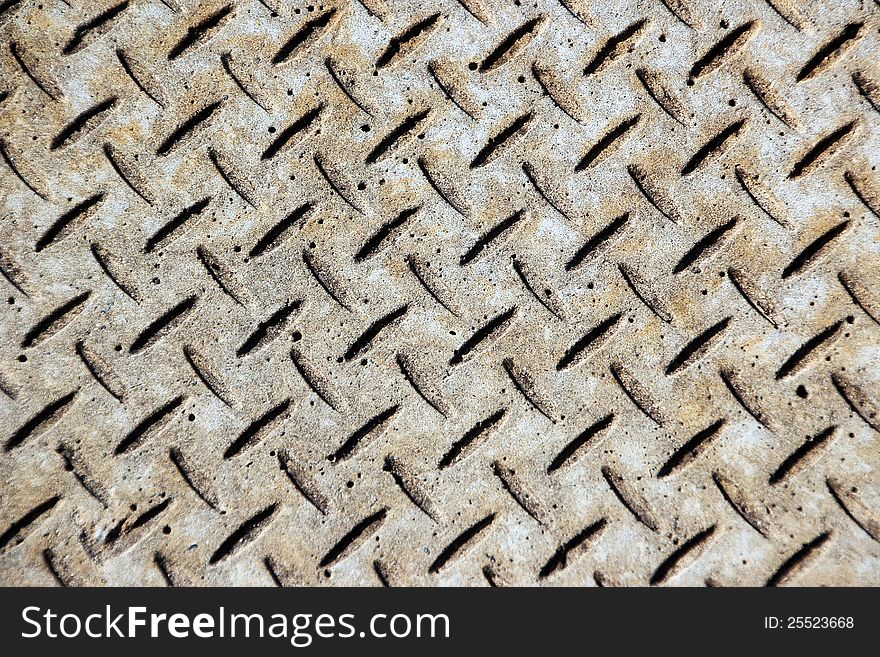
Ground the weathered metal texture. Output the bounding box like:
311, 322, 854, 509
0, 0, 879, 587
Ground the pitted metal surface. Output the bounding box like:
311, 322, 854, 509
0, 0, 879, 586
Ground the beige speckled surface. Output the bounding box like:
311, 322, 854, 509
1, 0, 879, 586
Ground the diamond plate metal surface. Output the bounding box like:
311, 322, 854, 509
1, 0, 879, 586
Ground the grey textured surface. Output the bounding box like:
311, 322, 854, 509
0, 0, 879, 586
